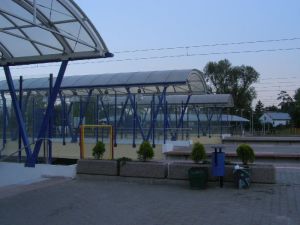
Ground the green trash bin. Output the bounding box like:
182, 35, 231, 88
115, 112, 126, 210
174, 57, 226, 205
188, 167, 208, 189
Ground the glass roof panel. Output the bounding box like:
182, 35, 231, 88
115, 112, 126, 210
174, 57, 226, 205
2, 0, 37, 22
26, 0, 75, 21
0, 32, 39, 57
0, 14, 13, 28
22, 27, 63, 50
0, 0, 111, 66
145, 71, 169, 84
55, 22, 94, 47
5, 14, 31, 26
36, 44, 62, 55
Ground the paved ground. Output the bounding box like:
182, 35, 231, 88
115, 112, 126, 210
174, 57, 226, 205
0, 165, 300, 225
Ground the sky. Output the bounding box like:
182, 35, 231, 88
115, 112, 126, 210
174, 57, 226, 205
4, 0, 300, 107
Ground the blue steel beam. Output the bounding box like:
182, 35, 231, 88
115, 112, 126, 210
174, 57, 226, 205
132, 94, 136, 147
71, 89, 94, 142
151, 95, 155, 147
18, 76, 23, 162
99, 98, 111, 124
77, 89, 94, 128
146, 87, 167, 141
58, 92, 75, 142
48, 73, 53, 163
1, 92, 7, 150
30, 60, 68, 166
96, 95, 99, 142
163, 98, 168, 144
205, 107, 214, 137
114, 92, 117, 147
116, 97, 129, 127
172, 95, 191, 139
3, 66, 32, 164
126, 88, 146, 141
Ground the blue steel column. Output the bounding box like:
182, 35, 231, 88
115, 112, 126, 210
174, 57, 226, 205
32, 97, 35, 143
220, 108, 223, 137
18, 76, 23, 162
151, 95, 155, 147
187, 106, 189, 139
3, 66, 32, 164
30, 60, 68, 166
181, 101, 184, 140
1, 92, 7, 152
146, 87, 167, 141
62, 95, 66, 145
48, 73, 53, 163
96, 95, 99, 142
163, 96, 167, 144
114, 92, 117, 147
126, 89, 146, 141
132, 94, 136, 148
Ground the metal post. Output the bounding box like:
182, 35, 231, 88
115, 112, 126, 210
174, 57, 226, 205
48, 73, 53, 164
96, 95, 99, 142
62, 95, 66, 145
181, 101, 184, 140
126, 88, 146, 141
30, 60, 68, 166
146, 87, 167, 141
132, 94, 136, 148
220, 108, 223, 137
163, 97, 167, 144
3, 66, 32, 165
152, 94, 156, 148
1, 92, 7, 153
32, 97, 35, 143
114, 91, 117, 147
18, 76, 23, 162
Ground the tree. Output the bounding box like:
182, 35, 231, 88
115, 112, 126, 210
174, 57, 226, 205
204, 59, 259, 114
254, 100, 264, 129
291, 88, 300, 127
277, 91, 293, 112
265, 105, 279, 112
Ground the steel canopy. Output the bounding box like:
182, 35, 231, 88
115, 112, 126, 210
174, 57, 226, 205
0, 0, 112, 66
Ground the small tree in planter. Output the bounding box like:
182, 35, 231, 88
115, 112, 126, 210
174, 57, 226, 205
236, 144, 255, 165
189, 142, 208, 189
191, 142, 206, 163
92, 141, 106, 159
234, 144, 255, 188
137, 141, 154, 162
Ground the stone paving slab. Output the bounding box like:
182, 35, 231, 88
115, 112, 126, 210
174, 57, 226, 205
0, 167, 299, 225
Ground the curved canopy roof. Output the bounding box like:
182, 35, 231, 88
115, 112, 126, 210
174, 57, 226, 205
98, 94, 233, 108
0, 69, 208, 94
0, 0, 112, 66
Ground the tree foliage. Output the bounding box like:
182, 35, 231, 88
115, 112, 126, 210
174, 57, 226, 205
204, 59, 259, 114
277, 91, 293, 112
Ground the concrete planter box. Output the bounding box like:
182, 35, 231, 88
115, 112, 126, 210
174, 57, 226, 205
120, 161, 167, 178
77, 159, 118, 176
250, 164, 276, 184
168, 162, 276, 184
168, 163, 213, 180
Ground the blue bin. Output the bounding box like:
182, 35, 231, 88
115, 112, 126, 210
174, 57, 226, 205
211, 151, 225, 177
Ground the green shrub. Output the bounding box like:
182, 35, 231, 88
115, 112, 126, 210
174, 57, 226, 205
236, 144, 255, 165
92, 141, 105, 159
137, 141, 154, 161
191, 142, 206, 163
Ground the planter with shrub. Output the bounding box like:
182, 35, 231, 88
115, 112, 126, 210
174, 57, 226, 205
234, 144, 255, 188
188, 142, 208, 189
92, 141, 106, 160
119, 141, 167, 178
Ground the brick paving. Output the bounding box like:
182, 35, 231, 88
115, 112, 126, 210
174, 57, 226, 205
0, 166, 299, 225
